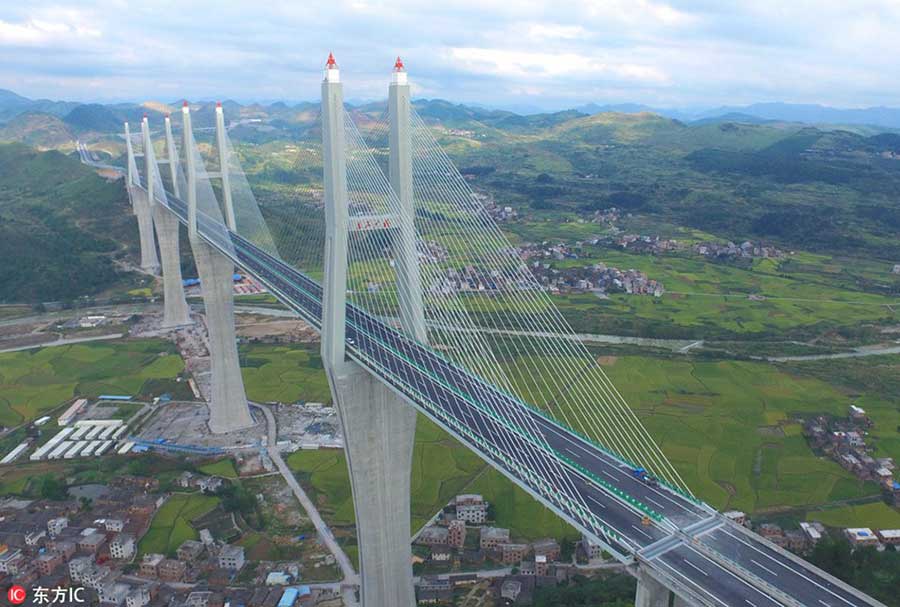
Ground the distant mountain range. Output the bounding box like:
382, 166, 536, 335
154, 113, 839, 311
574, 102, 900, 130
0, 89, 80, 124
2, 87, 900, 151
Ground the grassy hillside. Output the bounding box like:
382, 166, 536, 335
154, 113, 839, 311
448, 115, 900, 260
0, 143, 138, 302
0, 112, 74, 149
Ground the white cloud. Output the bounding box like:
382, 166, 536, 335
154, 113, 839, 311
0, 1, 898, 109
0, 9, 101, 46
448, 47, 668, 84
524, 24, 589, 41
582, 0, 696, 27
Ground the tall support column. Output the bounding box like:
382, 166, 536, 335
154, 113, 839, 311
635, 570, 674, 607
388, 57, 427, 343
143, 116, 191, 328
320, 54, 416, 607
125, 121, 160, 272
182, 102, 254, 433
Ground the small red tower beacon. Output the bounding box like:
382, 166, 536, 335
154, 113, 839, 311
324, 52, 340, 83
392, 56, 408, 85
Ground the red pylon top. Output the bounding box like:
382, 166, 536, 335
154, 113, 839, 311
216, 101, 222, 108
183, 100, 189, 108
326, 52, 337, 68
143, 113, 148, 119
394, 56, 405, 71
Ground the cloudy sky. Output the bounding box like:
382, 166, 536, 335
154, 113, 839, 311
1, 0, 898, 111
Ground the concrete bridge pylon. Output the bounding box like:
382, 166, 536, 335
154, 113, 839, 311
124, 121, 160, 273
141, 115, 191, 329
319, 54, 418, 607
181, 102, 254, 434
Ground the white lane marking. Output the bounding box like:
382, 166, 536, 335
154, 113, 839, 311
631, 524, 654, 541
718, 528, 859, 607
682, 558, 710, 577
653, 559, 729, 607
689, 548, 783, 607
745, 601, 758, 607
601, 470, 617, 480
645, 496, 667, 511
750, 559, 779, 577
819, 601, 832, 607
586, 494, 607, 509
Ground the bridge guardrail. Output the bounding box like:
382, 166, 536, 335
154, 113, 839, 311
558, 454, 665, 524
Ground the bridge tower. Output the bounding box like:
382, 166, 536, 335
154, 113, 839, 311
388, 56, 428, 342
181, 101, 255, 434
320, 54, 417, 607
141, 115, 192, 328
124, 122, 160, 273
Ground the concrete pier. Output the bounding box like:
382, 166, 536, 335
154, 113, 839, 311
124, 122, 160, 273
134, 186, 160, 273
142, 116, 191, 328
635, 571, 673, 607
320, 55, 416, 607
153, 207, 191, 327
329, 362, 417, 606
191, 237, 254, 433
181, 102, 253, 434
635, 570, 697, 607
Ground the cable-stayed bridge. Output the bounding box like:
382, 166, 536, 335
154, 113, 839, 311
92, 56, 884, 607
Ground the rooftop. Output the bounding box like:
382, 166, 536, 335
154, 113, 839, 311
846, 528, 875, 538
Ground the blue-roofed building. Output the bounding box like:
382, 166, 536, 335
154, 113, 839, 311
277, 586, 311, 607
277, 588, 299, 607
845, 527, 880, 547
99, 395, 132, 401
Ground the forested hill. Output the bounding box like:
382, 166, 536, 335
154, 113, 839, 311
0, 143, 137, 303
